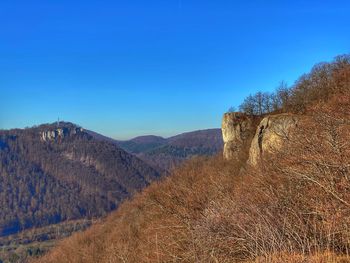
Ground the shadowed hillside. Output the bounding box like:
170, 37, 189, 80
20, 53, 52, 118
0, 122, 160, 238
116, 135, 167, 154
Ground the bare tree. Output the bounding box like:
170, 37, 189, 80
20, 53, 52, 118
228, 106, 237, 113
239, 95, 256, 115
275, 81, 290, 111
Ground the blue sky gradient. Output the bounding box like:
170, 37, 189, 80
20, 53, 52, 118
1, 0, 349, 139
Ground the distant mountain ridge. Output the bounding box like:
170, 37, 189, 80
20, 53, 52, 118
86, 128, 223, 171
115, 135, 167, 154
115, 128, 223, 170
0, 122, 160, 237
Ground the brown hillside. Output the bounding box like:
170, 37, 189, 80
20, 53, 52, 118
35, 95, 350, 263
34, 55, 350, 263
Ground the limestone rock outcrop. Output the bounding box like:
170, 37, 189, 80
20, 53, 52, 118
248, 114, 298, 165
41, 127, 84, 142
222, 112, 257, 161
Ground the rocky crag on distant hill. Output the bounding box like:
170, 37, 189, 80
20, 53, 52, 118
40, 126, 84, 142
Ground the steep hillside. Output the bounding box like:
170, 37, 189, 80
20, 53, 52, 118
117, 129, 223, 170
0, 122, 160, 238
35, 54, 350, 263
35, 95, 350, 263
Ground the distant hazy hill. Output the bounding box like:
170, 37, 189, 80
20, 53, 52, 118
116, 129, 223, 170
0, 122, 160, 237
116, 135, 167, 154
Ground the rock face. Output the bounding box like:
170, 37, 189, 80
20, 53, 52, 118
222, 112, 298, 165
41, 127, 84, 142
222, 112, 257, 161
248, 114, 298, 165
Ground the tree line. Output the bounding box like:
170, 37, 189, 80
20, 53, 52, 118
235, 54, 350, 115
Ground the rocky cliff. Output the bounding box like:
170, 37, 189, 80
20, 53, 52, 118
41, 126, 84, 142
248, 114, 298, 165
221, 112, 257, 162
222, 112, 298, 165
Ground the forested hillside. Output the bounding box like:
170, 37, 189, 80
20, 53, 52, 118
0, 122, 160, 237
36, 54, 350, 263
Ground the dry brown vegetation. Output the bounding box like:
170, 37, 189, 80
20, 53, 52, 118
35, 96, 350, 262
35, 56, 350, 263
239, 54, 350, 115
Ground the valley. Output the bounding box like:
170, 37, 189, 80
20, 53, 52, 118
0, 124, 221, 262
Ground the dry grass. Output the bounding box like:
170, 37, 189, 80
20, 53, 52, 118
252, 252, 350, 263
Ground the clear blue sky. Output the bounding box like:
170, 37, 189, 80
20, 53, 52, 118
0, 0, 349, 139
